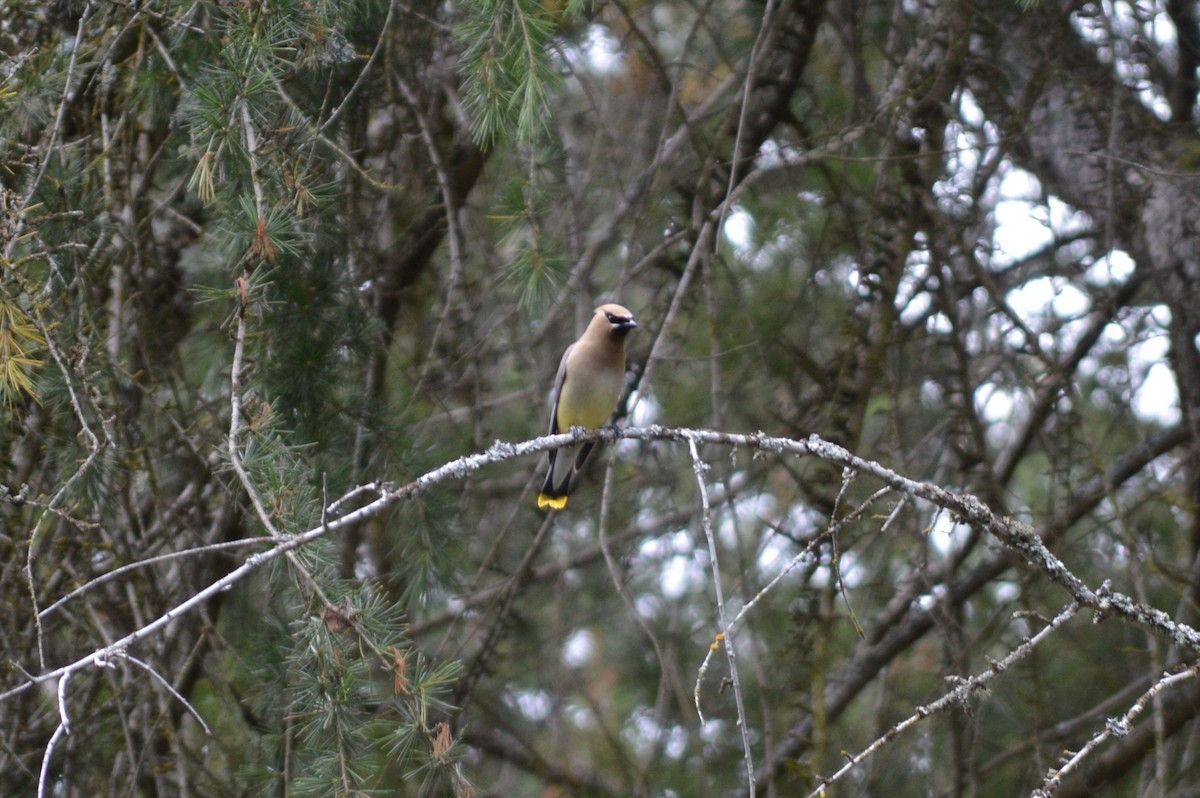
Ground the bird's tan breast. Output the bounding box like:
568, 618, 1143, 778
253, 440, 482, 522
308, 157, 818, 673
556, 348, 624, 431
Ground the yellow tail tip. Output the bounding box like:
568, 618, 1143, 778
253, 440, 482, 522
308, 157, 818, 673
537, 494, 568, 510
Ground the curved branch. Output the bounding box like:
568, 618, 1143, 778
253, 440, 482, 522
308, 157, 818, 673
6, 424, 1193, 712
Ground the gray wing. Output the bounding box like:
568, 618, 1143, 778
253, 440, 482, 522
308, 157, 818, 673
547, 343, 574, 435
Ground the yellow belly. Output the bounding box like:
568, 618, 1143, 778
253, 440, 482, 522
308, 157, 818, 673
556, 370, 622, 431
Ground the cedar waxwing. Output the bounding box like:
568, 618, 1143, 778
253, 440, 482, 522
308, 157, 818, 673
537, 304, 638, 509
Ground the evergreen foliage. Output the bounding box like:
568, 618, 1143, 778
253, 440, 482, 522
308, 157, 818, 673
3, 0, 1200, 796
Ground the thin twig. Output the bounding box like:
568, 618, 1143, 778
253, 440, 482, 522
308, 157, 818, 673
25, 304, 109, 669
693, 484, 894, 719
687, 434, 755, 797
6, 425, 1197, 712
714, 0, 780, 255
5, 1, 92, 261
1031, 663, 1200, 797
807, 603, 1081, 798
112, 652, 213, 735
319, 0, 400, 133
632, 221, 715, 416
396, 76, 473, 401
38, 536, 288, 620
37, 723, 69, 798
597, 442, 673, 715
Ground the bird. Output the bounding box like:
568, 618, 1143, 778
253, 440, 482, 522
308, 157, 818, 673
537, 303, 638, 510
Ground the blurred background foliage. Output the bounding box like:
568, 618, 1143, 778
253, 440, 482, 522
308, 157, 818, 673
3, 0, 1200, 795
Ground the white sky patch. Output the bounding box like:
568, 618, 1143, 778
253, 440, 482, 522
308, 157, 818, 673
993, 580, 1022, 604
635, 594, 663, 618
1148, 1, 1178, 47
999, 165, 1042, 200
562, 628, 595, 668
716, 494, 775, 548
1072, 1, 1174, 120
1099, 318, 1130, 349
896, 251, 932, 326
938, 89, 1002, 214
582, 25, 621, 73
779, 502, 825, 542
975, 381, 1015, 424
758, 137, 811, 169
554, 516, 595, 549
927, 506, 960, 556
638, 528, 693, 559
700, 718, 725, 743
900, 291, 932, 326
1086, 250, 1135, 286
1047, 195, 1093, 237
620, 389, 662, 456
639, 529, 704, 600
991, 169, 1103, 266
916, 583, 947, 612
566, 701, 594, 731
988, 164, 1180, 422
1003, 275, 1092, 353
920, 379, 944, 406
811, 550, 864, 589
663, 728, 688, 759
507, 688, 553, 722
1086, 305, 1179, 425
755, 533, 795, 577
1050, 280, 1091, 318
676, 57, 1181, 457
926, 311, 953, 336
1005, 276, 1055, 314
627, 389, 661, 427
929, 501, 1016, 560
993, 198, 1052, 262
723, 207, 754, 251
660, 554, 695, 599
958, 88, 986, 127
1130, 314, 1180, 425
624, 710, 688, 759
991, 392, 1029, 449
